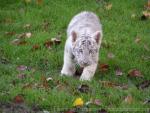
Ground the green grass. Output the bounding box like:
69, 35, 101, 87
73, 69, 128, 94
0, 0, 150, 112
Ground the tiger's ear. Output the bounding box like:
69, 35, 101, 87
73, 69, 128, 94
93, 31, 101, 44
71, 31, 77, 43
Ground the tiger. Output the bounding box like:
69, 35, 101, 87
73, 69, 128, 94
61, 11, 103, 81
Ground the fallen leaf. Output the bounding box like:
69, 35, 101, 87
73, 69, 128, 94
26, 32, 32, 38
36, 0, 43, 5
78, 84, 90, 93
46, 77, 53, 81
92, 99, 102, 106
124, 95, 133, 104
100, 81, 128, 90
107, 52, 115, 59
136, 80, 150, 90
134, 37, 141, 43
115, 67, 123, 76
32, 44, 41, 51
128, 69, 143, 77
5, 31, 16, 36
44, 40, 53, 49
22, 83, 33, 90
17, 32, 32, 39
100, 81, 118, 88
73, 98, 84, 107
17, 33, 26, 39
17, 74, 27, 79
13, 94, 24, 104
105, 3, 112, 10
99, 63, 109, 72
11, 39, 27, 45
17, 65, 27, 71
98, 109, 108, 113
144, 44, 150, 51
41, 75, 49, 89
51, 38, 61, 45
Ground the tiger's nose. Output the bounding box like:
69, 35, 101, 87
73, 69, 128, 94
83, 62, 89, 66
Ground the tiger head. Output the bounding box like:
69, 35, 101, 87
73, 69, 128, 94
72, 31, 102, 67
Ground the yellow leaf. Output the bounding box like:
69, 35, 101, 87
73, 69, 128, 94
73, 98, 84, 106
105, 3, 112, 10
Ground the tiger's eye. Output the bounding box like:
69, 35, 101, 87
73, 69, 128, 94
79, 49, 83, 53
89, 50, 93, 54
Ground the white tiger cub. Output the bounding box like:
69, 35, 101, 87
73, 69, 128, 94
61, 11, 103, 81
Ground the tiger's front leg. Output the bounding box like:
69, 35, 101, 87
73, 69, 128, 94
80, 63, 97, 81
61, 47, 76, 76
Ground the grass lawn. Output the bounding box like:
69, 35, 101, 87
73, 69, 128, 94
0, 0, 150, 112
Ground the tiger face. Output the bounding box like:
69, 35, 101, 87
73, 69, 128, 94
72, 35, 99, 67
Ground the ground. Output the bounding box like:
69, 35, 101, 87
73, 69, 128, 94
0, 0, 150, 113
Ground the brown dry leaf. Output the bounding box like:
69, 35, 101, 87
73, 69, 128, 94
17, 74, 26, 79
13, 94, 24, 104
11, 39, 27, 45
105, 3, 112, 10
99, 63, 109, 72
100, 81, 128, 90
134, 37, 141, 43
22, 83, 33, 90
115, 68, 123, 76
92, 99, 102, 106
100, 81, 118, 88
32, 44, 41, 51
144, 44, 150, 51
124, 95, 133, 104
41, 75, 49, 89
17, 32, 32, 39
17, 33, 26, 39
36, 0, 43, 5
128, 69, 143, 77
17, 65, 27, 71
5, 31, 16, 36
44, 40, 53, 49
56, 84, 66, 91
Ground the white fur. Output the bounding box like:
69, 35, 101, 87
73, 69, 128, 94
61, 11, 103, 81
